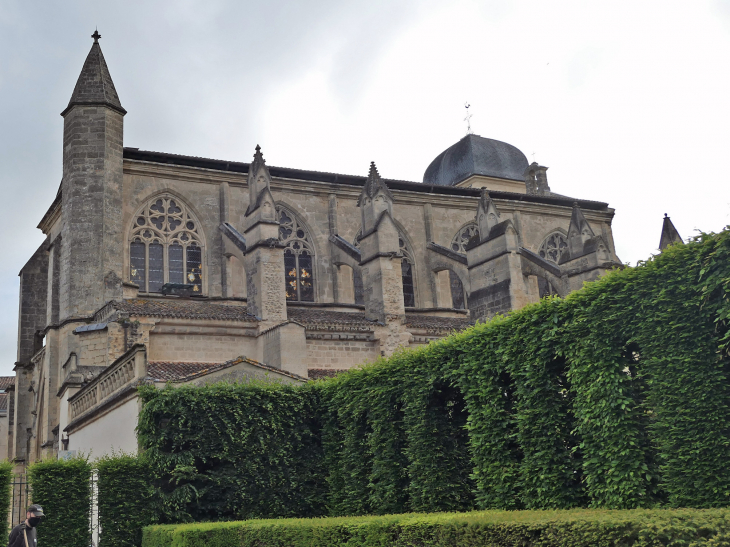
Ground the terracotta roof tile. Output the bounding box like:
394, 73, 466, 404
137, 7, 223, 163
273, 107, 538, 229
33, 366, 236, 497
404, 314, 473, 331
111, 299, 258, 322
0, 377, 14, 391
147, 356, 307, 383
308, 369, 349, 380
287, 308, 377, 328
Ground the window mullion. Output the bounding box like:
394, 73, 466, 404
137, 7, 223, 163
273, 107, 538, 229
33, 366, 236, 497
145, 242, 150, 293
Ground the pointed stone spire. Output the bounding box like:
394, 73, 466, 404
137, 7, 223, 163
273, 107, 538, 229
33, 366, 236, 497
659, 214, 683, 251
358, 162, 394, 233
567, 202, 595, 256
245, 144, 275, 217
61, 31, 126, 116
358, 162, 394, 205
476, 188, 501, 242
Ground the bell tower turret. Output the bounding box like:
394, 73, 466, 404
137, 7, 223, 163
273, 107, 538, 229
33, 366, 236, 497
59, 31, 126, 320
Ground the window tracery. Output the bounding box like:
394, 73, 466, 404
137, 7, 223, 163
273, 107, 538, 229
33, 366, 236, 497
539, 232, 569, 264
129, 195, 204, 293
278, 207, 315, 302
451, 223, 479, 253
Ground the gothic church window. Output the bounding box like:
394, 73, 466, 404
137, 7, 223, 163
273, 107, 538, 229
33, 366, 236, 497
539, 232, 569, 264
354, 230, 417, 307
449, 270, 465, 309
278, 207, 315, 302
451, 223, 479, 253
399, 237, 416, 307
129, 195, 204, 293
353, 268, 364, 305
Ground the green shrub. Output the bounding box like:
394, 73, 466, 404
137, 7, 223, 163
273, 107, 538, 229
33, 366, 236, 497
141, 508, 730, 547
97, 453, 157, 547
137, 380, 327, 522
28, 455, 91, 547
0, 460, 15, 540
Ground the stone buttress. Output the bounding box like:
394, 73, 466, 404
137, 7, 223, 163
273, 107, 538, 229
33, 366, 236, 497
357, 163, 410, 355
466, 189, 535, 321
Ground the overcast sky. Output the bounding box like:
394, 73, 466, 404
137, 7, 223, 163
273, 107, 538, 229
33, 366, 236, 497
1, 0, 729, 374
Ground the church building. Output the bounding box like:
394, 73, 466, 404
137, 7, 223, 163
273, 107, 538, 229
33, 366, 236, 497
11, 34, 622, 465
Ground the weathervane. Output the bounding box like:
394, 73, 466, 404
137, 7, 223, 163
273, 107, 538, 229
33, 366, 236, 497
464, 102, 473, 135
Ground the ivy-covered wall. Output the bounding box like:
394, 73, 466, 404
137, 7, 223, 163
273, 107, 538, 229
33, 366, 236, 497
137, 230, 730, 520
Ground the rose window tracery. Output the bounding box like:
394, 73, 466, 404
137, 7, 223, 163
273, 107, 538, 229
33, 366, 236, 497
539, 232, 569, 264
451, 223, 479, 253
278, 207, 315, 302
129, 195, 204, 293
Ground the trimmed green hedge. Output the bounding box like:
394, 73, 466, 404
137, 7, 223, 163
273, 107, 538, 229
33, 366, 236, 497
137, 229, 730, 517
97, 453, 158, 547
137, 380, 327, 522
28, 456, 91, 547
141, 508, 730, 547
0, 460, 14, 540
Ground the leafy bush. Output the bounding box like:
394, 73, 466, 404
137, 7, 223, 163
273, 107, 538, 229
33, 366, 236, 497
0, 460, 15, 540
137, 229, 730, 515
28, 455, 91, 547
97, 453, 157, 547
141, 508, 730, 547
137, 380, 327, 522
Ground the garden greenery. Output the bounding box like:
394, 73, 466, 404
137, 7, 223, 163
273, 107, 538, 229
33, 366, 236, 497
97, 453, 158, 547
28, 455, 91, 547
136, 230, 730, 519
141, 509, 730, 547
0, 460, 14, 540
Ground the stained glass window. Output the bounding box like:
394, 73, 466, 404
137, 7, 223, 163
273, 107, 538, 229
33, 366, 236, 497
539, 232, 568, 264
278, 206, 315, 302
128, 194, 205, 293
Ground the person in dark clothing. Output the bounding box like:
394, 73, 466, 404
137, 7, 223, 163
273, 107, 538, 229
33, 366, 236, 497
8, 505, 44, 547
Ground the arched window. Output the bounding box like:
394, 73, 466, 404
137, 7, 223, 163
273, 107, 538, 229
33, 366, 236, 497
353, 268, 364, 305
354, 230, 417, 307
539, 232, 569, 264
399, 236, 416, 307
129, 195, 204, 293
451, 223, 479, 253
449, 270, 465, 309
278, 207, 315, 302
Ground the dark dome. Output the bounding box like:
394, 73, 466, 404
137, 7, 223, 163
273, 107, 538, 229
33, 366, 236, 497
423, 134, 529, 186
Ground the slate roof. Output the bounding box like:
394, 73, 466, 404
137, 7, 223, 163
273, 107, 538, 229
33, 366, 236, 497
148, 356, 306, 383
0, 377, 14, 391
62, 40, 126, 116
287, 308, 377, 328
404, 314, 473, 331
109, 299, 258, 321
308, 369, 349, 380
423, 134, 529, 186
122, 149, 610, 210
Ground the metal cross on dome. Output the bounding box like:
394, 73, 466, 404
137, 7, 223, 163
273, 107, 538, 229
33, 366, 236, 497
92, 30, 101, 43
464, 102, 473, 135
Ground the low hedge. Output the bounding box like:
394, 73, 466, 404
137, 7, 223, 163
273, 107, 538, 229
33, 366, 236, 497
0, 460, 14, 540
142, 508, 730, 547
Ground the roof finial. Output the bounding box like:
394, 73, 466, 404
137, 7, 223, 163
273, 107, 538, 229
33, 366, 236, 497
92, 29, 101, 44
464, 102, 473, 135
